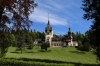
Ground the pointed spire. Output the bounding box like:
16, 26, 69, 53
69, 25, 70, 31
45, 13, 52, 31
48, 13, 49, 22
48, 13, 50, 25
68, 24, 71, 34
47, 13, 50, 26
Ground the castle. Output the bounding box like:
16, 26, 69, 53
45, 18, 78, 47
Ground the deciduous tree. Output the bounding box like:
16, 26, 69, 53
0, 0, 37, 57
0, 0, 37, 29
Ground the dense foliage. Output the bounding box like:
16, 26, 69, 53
72, 32, 91, 51
82, 0, 100, 61
41, 42, 50, 51
0, 0, 37, 29
0, 0, 37, 58
0, 29, 10, 58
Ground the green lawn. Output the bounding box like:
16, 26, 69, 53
5, 46, 97, 65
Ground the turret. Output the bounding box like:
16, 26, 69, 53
45, 20, 52, 34
45, 14, 53, 47
68, 25, 71, 36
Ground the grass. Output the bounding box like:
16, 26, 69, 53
4, 46, 98, 65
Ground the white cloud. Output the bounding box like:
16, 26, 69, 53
29, 0, 88, 34
29, 8, 68, 26
29, 0, 83, 27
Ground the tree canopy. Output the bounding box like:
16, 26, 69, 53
82, 0, 100, 46
0, 0, 37, 58
82, 0, 100, 60
0, 0, 37, 30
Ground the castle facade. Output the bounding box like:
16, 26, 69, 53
45, 19, 78, 47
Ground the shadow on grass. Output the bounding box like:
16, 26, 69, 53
10, 51, 39, 54
69, 51, 86, 54
38, 50, 51, 52
10, 50, 51, 54
10, 52, 21, 54
25, 51, 39, 53
4, 58, 99, 66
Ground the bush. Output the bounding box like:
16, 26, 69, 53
77, 41, 91, 51
76, 40, 83, 51
27, 43, 33, 49
41, 42, 50, 51
83, 42, 91, 51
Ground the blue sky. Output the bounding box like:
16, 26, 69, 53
29, 0, 92, 35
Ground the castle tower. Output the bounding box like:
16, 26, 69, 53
68, 25, 71, 37
45, 15, 53, 47
68, 25, 73, 46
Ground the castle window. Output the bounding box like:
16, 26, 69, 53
57, 44, 58, 46
47, 38, 49, 42
73, 44, 75, 46
47, 32, 49, 34
54, 44, 56, 46
59, 44, 61, 46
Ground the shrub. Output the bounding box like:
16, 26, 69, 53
77, 41, 91, 51
76, 40, 83, 51
41, 42, 50, 51
83, 42, 91, 51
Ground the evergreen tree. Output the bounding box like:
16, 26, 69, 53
82, 0, 100, 60
16, 30, 25, 53
25, 33, 33, 49
0, 29, 10, 58
9, 34, 16, 47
